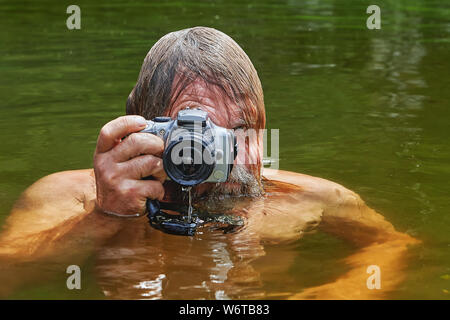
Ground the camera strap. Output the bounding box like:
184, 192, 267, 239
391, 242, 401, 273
146, 199, 198, 236
146, 199, 245, 237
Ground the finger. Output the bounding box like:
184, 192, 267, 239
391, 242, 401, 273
111, 133, 164, 162
96, 115, 148, 153
120, 154, 167, 183
134, 179, 165, 201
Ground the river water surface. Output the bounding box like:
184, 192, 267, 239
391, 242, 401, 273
0, 0, 449, 299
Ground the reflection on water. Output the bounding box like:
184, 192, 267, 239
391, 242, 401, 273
0, 0, 449, 299
95, 218, 264, 299
367, 7, 436, 222
94, 183, 318, 300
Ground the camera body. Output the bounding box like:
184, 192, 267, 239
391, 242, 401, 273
140, 108, 237, 186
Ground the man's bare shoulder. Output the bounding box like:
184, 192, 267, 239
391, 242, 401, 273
15, 169, 95, 210
262, 168, 360, 205
2, 169, 95, 238
261, 169, 403, 242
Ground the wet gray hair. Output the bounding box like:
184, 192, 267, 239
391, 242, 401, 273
126, 26, 265, 130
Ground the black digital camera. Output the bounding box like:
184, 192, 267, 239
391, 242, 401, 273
140, 108, 237, 186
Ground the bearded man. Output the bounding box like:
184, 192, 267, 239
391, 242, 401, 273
0, 27, 418, 299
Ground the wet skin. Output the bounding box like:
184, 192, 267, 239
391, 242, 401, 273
0, 80, 419, 299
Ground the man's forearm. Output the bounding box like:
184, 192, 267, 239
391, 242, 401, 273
0, 206, 126, 260
290, 234, 419, 299
0, 207, 125, 297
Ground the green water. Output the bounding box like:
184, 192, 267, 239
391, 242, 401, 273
0, 0, 449, 299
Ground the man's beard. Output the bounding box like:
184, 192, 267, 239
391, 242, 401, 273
163, 164, 263, 212
193, 165, 263, 202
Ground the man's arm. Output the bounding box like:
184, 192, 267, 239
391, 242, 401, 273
0, 170, 122, 259
263, 169, 420, 299
0, 115, 167, 296
299, 190, 419, 299
0, 170, 125, 296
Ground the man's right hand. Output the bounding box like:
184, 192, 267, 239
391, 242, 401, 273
93, 115, 167, 216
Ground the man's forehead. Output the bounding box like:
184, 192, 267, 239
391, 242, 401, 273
167, 76, 244, 128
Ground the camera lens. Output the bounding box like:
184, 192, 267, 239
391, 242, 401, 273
163, 133, 215, 186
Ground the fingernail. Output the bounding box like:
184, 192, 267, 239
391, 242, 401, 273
136, 117, 147, 127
